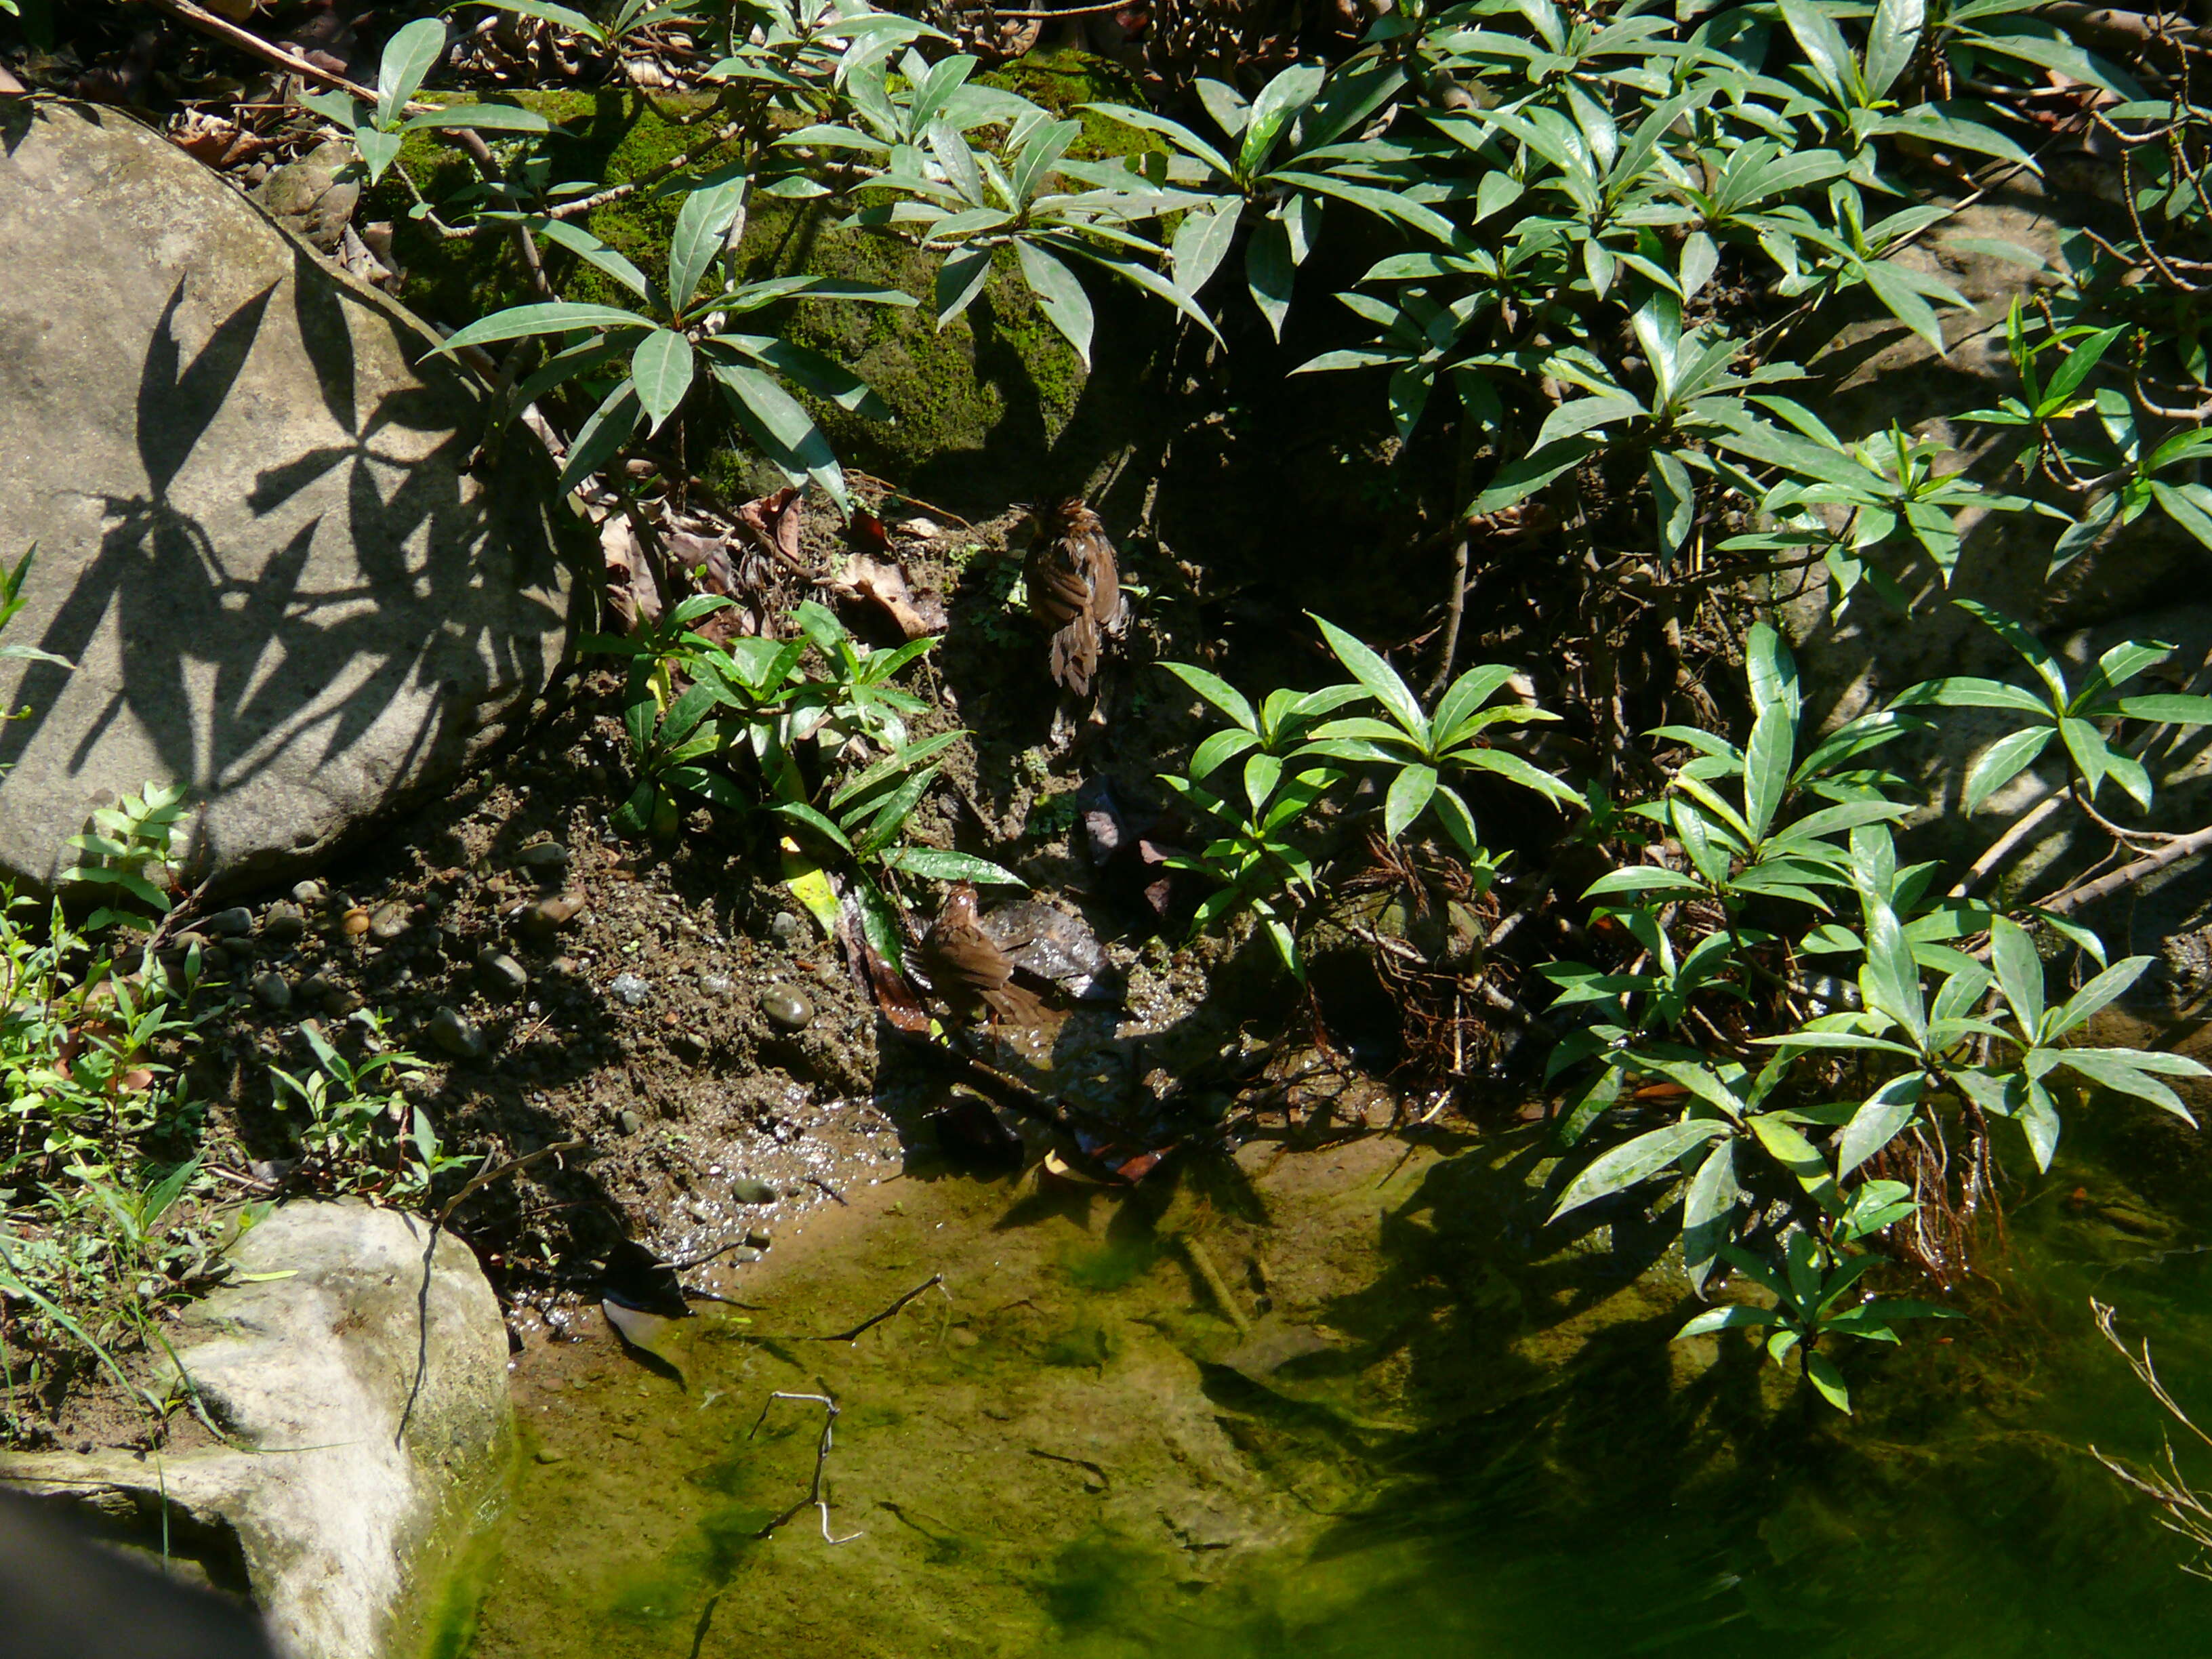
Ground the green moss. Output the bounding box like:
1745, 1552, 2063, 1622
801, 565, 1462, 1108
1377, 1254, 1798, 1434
378, 81, 1173, 513
979, 49, 1164, 162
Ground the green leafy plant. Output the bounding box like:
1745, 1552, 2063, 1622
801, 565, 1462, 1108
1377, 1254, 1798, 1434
1299, 615, 1579, 853
1893, 599, 2212, 813
270, 1017, 476, 1208
435, 169, 914, 505
59, 783, 188, 933
302, 17, 550, 184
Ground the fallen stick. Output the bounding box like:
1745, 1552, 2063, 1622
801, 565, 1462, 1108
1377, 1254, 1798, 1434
810, 1273, 946, 1343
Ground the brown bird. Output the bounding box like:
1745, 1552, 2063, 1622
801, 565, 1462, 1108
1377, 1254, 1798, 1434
1024, 497, 1123, 697
914, 883, 1046, 1029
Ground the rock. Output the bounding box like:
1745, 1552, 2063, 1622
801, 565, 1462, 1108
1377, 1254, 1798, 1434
761, 983, 813, 1031
669, 1030, 706, 1062
513, 840, 568, 878
251, 970, 291, 1010
517, 891, 583, 941
291, 879, 325, 905
262, 901, 307, 945
607, 972, 650, 1008
426, 1006, 486, 1061
0, 1201, 512, 1659
205, 905, 254, 938
475, 947, 527, 999
617, 1108, 643, 1136
340, 907, 371, 938
769, 911, 807, 948
369, 901, 412, 941
977, 898, 1119, 1000
0, 103, 573, 897
699, 973, 734, 998
298, 970, 334, 1007
728, 1177, 779, 1204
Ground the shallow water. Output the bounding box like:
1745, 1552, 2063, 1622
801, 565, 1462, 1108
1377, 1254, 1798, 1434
451, 1107, 2212, 1658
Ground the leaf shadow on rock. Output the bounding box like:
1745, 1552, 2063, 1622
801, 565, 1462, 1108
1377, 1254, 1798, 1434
0, 255, 575, 882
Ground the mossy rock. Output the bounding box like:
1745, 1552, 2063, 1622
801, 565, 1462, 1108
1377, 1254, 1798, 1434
376, 73, 1176, 512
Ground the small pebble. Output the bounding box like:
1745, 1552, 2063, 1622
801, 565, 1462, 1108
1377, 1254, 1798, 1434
533, 1448, 569, 1466
428, 1006, 488, 1061
670, 1031, 707, 1063
291, 880, 324, 905
608, 972, 651, 1008
251, 970, 291, 1011
327, 987, 365, 1016
476, 947, 529, 999
369, 901, 411, 941
519, 893, 583, 940
761, 983, 813, 1031
206, 906, 253, 938
340, 907, 371, 938
298, 972, 333, 1006
261, 902, 306, 945
729, 1178, 779, 1205
743, 1229, 772, 1250
769, 912, 807, 948
617, 1108, 643, 1136
515, 840, 569, 878
699, 973, 734, 998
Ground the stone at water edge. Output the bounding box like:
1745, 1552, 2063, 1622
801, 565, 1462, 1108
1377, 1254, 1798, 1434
0, 102, 576, 897
0, 1201, 513, 1659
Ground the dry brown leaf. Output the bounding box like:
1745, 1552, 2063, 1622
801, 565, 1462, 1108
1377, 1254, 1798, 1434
832, 554, 945, 640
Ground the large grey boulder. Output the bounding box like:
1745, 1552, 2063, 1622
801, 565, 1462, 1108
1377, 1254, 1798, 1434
0, 1201, 512, 1659
0, 100, 574, 893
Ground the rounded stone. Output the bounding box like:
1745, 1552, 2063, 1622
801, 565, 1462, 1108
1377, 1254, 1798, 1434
251, 970, 291, 1010
476, 948, 528, 999
261, 901, 307, 945
427, 1006, 487, 1061
518, 892, 583, 941
728, 1177, 779, 1205
369, 901, 411, 941
205, 905, 254, 937
617, 1109, 643, 1136
514, 840, 569, 878
761, 983, 813, 1031
340, 907, 371, 938
291, 880, 325, 905
769, 912, 807, 948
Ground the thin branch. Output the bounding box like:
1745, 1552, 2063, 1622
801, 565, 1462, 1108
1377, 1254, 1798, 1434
2033, 819, 2212, 915
810, 1273, 946, 1343
1425, 533, 1471, 701
141, 0, 380, 103
746, 1389, 863, 1544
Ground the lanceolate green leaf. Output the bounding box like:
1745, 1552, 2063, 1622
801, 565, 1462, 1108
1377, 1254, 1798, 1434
377, 18, 448, 129
436, 303, 653, 354
1014, 241, 1094, 365
1551, 1120, 1728, 1221
631, 329, 695, 435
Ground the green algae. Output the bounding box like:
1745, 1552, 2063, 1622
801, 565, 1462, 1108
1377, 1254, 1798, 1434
455, 1112, 2212, 1659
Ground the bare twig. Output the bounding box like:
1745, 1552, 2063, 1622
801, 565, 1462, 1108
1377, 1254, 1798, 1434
1175, 1235, 1252, 1338
438, 1138, 587, 1226
746, 1389, 862, 1544
142, 0, 380, 102
811, 1273, 946, 1343
2033, 820, 2212, 915
1425, 533, 1471, 701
